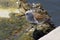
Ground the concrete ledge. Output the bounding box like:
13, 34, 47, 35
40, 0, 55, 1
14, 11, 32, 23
38, 26, 60, 40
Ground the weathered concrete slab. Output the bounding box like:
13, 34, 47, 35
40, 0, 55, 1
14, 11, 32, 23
39, 26, 60, 40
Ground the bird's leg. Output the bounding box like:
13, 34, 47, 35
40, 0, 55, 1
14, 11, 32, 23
25, 25, 33, 32
30, 24, 37, 30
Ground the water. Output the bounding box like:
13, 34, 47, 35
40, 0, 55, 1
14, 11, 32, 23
28, 0, 60, 26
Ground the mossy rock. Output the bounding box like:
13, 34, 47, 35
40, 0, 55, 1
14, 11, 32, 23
18, 33, 34, 40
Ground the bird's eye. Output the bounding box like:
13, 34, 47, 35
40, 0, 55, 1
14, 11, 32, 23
26, 13, 29, 15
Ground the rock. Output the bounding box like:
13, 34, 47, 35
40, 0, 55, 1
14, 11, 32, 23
17, 0, 32, 15
33, 29, 45, 40
19, 0, 27, 3
13, 1, 55, 40
32, 3, 43, 9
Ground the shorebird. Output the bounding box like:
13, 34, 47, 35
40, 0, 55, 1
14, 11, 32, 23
25, 9, 39, 24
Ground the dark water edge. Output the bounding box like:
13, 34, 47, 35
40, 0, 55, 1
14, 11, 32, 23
27, 0, 60, 26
